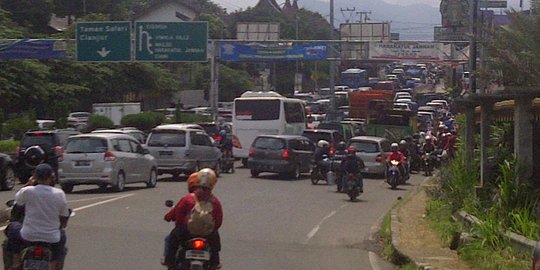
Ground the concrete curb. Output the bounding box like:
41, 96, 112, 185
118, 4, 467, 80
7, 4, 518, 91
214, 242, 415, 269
389, 175, 440, 270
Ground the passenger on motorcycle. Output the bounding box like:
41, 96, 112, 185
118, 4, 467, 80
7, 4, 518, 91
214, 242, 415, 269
13, 163, 70, 270
422, 136, 436, 154
333, 142, 348, 192
164, 168, 223, 270
340, 146, 364, 193
313, 140, 330, 175
387, 143, 406, 179
218, 129, 233, 157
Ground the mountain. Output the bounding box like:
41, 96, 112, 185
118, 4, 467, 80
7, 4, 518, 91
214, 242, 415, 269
299, 0, 441, 40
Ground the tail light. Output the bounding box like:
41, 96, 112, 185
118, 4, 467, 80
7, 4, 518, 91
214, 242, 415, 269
376, 155, 383, 162
193, 239, 206, 250
281, 149, 290, 160
104, 151, 116, 161
248, 147, 254, 157
329, 145, 335, 156
213, 135, 222, 142
33, 247, 44, 256
55, 146, 63, 162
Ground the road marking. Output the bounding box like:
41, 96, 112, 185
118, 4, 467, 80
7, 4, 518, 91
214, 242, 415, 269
369, 251, 382, 270
73, 193, 135, 212
68, 194, 131, 203
304, 203, 348, 244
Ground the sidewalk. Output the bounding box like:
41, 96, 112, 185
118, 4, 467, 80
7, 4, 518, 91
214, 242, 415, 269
391, 182, 473, 270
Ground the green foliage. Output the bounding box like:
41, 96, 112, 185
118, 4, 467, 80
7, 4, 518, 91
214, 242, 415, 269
438, 151, 479, 212
0, 140, 19, 153
2, 115, 37, 140
87, 114, 114, 131
175, 113, 211, 124
121, 112, 165, 132
1, 0, 53, 34
426, 199, 462, 246
192, 63, 253, 102
0, 8, 25, 38
459, 238, 529, 270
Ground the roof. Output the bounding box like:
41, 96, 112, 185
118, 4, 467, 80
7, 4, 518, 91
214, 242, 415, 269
70, 133, 134, 140
303, 129, 339, 134
350, 136, 388, 142
132, 0, 198, 21
255, 134, 305, 140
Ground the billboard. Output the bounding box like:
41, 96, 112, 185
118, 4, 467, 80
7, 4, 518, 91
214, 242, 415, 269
369, 41, 449, 61
339, 23, 391, 41
0, 39, 66, 59
220, 42, 327, 62
236, 22, 279, 41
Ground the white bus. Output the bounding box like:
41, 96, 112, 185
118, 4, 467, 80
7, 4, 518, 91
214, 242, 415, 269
232, 91, 307, 164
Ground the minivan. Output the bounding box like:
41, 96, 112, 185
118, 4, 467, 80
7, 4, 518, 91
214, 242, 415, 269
348, 136, 391, 177
146, 124, 222, 180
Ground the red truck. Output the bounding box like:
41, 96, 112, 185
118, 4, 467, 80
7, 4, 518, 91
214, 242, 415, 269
349, 84, 394, 120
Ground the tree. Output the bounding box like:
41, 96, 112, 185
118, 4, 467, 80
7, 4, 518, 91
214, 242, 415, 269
0, 0, 53, 33
0, 8, 25, 38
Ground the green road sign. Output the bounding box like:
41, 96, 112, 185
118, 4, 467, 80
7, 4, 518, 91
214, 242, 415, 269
135, 22, 208, 62
76, 21, 131, 62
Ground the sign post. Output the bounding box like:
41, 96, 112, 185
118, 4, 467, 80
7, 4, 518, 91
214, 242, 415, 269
135, 22, 208, 62
76, 21, 131, 62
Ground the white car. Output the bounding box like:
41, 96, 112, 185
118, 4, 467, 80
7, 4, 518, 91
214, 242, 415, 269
393, 103, 412, 111
67, 112, 91, 129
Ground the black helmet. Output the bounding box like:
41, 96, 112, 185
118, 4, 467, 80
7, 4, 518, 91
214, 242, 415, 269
337, 141, 347, 150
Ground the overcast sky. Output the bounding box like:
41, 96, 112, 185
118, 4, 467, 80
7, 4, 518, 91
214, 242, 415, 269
217, 0, 530, 13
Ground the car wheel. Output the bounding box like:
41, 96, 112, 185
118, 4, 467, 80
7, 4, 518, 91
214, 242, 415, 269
61, 183, 74, 193
113, 172, 126, 192
250, 169, 259, 178
1, 167, 16, 191
147, 169, 157, 188
290, 164, 301, 180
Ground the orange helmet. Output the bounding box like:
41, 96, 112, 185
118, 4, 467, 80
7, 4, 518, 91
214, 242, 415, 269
187, 168, 217, 191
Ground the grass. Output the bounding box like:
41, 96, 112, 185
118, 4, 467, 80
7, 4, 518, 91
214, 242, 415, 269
459, 239, 530, 270
379, 213, 414, 266
425, 198, 462, 247
0, 140, 19, 153
397, 264, 421, 270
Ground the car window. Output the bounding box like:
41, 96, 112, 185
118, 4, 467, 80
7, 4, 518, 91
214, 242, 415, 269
65, 138, 108, 153
381, 140, 391, 152
284, 102, 305, 123
129, 140, 144, 154
302, 139, 315, 151
147, 131, 186, 147
253, 137, 285, 150
302, 131, 332, 144
350, 141, 379, 153
289, 140, 303, 151
22, 133, 55, 147
114, 139, 133, 152
191, 133, 212, 146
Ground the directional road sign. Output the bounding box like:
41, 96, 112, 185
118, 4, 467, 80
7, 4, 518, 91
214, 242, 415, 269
135, 22, 208, 62
76, 21, 131, 62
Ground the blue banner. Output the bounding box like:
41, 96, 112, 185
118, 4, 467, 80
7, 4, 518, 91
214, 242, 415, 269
0, 39, 66, 59
220, 42, 327, 62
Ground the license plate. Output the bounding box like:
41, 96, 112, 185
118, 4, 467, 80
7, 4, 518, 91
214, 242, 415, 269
185, 250, 210, 261
159, 151, 173, 156
75, 160, 90, 166
23, 259, 50, 270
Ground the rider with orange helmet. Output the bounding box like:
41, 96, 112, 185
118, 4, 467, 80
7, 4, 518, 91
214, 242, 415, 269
163, 168, 223, 269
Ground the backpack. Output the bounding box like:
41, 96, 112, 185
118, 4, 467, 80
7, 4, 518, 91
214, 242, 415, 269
187, 194, 215, 236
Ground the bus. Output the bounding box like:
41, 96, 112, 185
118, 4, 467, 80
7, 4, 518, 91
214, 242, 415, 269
340, 68, 369, 89
232, 91, 307, 164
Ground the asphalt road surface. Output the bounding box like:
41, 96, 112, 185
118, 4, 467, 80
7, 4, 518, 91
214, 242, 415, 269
0, 164, 427, 270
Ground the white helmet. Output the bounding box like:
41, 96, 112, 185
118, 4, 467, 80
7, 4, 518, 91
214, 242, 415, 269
399, 140, 407, 145
317, 140, 330, 148
391, 143, 399, 149
419, 131, 426, 137
425, 135, 432, 141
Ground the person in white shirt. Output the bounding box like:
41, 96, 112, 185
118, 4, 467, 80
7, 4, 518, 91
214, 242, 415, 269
15, 163, 70, 269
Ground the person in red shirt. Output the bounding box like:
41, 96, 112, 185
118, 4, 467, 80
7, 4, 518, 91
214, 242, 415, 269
387, 143, 406, 180
163, 168, 223, 269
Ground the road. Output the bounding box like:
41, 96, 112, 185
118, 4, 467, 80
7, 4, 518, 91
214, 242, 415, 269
0, 165, 427, 270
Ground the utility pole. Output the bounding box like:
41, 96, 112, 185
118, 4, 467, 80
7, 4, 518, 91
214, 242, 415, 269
340, 7, 356, 23
470, 0, 478, 93
356, 11, 371, 23
329, 0, 336, 112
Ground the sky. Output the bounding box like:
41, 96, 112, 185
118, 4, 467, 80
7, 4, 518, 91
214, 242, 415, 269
216, 0, 531, 13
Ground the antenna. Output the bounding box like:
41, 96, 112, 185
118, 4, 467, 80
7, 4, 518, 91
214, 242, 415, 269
340, 7, 356, 23
356, 10, 372, 23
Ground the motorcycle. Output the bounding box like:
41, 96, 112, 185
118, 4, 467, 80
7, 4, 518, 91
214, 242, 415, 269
3, 200, 72, 270
165, 200, 215, 270
344, 172, 362, 201
219, 148, 234, 174
310, 156, 339, 186
422, 152, 436, 176
387, 160, 401, 190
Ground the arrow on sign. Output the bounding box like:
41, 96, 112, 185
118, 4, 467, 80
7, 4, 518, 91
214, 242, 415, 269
97, 47, 111, 58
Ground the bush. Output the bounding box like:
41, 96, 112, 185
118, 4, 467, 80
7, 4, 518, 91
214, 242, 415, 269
0, 140, 19, 153
121, 112, 165, 132
2, 115, 37, 140
86, 114, 114, 131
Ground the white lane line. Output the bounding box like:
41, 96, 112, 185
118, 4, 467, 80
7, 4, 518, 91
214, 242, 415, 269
68, 194, 130, 203
369, 251, 382, 270
304, 203, 348, 244
73, 193, 135, 212
0, 193, 135, 231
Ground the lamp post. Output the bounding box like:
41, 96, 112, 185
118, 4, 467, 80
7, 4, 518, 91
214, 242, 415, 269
328, 0, 336, 112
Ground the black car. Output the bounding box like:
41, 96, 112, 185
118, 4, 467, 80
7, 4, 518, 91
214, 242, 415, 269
302, 129, 344, 154
0, 153, 16, 190
15, 129, 80, 183
248, 135, 315, 180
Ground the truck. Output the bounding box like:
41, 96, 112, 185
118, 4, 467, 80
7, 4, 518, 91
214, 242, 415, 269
365, 109, 417, 142
349, 90, 394, 120
92, 102, 141, 126
340, 69, 369, 89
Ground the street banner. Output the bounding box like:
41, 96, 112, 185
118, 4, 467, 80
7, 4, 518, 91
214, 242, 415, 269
0, 39, 65, 59
220, 42, 327, 62
369, 41, 447, 61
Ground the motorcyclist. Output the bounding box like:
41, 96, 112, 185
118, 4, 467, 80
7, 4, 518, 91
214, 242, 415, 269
13, 163, 70, 270
164, 168, 223, 270
422, 136, 436, 154
218, 129, 233, 158
313, 140, 330, 176
333, 141, 348, 192
399, 140, 411, 179
386, 143, 406, 180
340, 146, 364, 193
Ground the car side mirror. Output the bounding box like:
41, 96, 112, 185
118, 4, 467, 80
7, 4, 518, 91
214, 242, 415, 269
142, 148, 150, 155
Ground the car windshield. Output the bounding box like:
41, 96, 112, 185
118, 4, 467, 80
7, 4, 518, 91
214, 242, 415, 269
70, 113, 90, 118
22, 133, 55, 147
65, 138, 108, 153
350, 141, 379, 153
253, 137, 285, 150
302, 132, 332, 144
147, 131, 186, 147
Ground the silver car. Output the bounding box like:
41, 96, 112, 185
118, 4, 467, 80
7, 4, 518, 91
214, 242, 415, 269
58, 133, 157, 193
146, 124, 222, 180
348, 136, 391, 177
